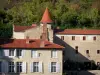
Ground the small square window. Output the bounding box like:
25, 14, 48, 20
93, 36, 96, 41
86, 50, 89, 54
72, 36, 75, 40
97, 50, 100, 54
61, 36, 64, 40
83, 36, 86, 40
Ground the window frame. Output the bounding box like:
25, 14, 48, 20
83, 36, 86, 40
51, 62, 56, 72
75, 46, 78, 54
32, 50, 38, 58
61, 36, 64, 40
93, 36, 96, 41
72, 36, 75, 40
16, 49, 22, 57
16, 62, 22, 73
33, 62, 39, 72
51, 50, 57, 58
8, 62, 14, 73
86, 50, 89, 54
9, 49, 15, 57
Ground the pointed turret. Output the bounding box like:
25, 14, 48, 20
40, 8, 53, 23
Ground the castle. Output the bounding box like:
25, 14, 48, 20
0, 7, 100, 75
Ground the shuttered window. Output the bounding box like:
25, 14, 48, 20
51, 50, 57, 58
61, 36, 64, 40
8, 62, 14, 73
49, 62, 60, 73
30, 62, 42, 72
9, 49, 14, 56
16, 49, 22, 57
16, 62, 22, 73
83, 36, 86, 40
32, 50, 38, 58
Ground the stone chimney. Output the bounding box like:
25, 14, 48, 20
40, 24, 47, 47
26, 36, 29, 44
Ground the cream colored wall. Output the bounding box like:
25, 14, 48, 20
13, 32, 25, 39
55, 34, 100, 63
25, 27, 41, 39
4, 49, 62, 75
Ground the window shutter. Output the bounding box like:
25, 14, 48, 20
4, 49, 9, 56
56, 62, 60, 73
14, 62, 16, 73
48, 62, 51, 72
14, 49, 16, 57
39, 62, 42, 72
22, 62, 26, 73
22, 50, 25, 58
2, 61, 8, 73
30, 62, 33, 72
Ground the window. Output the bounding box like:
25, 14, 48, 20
0, 62, 1, 72
97, 50, 100, 54
75, 46, 78, 54
16, 49, 22, 57
32, 50, 38, 58
83, 36, 86, 40
33, 62, 39, 72
0, 49, 3, 57
61, 36, 64, 40
97, 62, 100, 66
72, 36, 75, 40
9, 49, 14, 56
93, 36, 96, 41
51, 62, 56, 72
16, 62, 22, 73
8, 62, 14, 73
86, 50, 89, 54
51, 50, 57, 58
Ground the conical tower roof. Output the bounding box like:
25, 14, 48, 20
40, 8, 53, 23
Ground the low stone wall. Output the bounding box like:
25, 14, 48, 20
65, 70, 100, 75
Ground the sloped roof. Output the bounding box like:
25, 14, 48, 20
40, 8, 53, 23
14, 25, 36, 32
0, 39, 64, 49
56, 29, 100, 35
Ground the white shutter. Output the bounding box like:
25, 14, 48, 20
22, 50, 25, 57
39, 62, 42, 72
2, 61, 8, 73
48, 62, 51, 72
22, 62, 26, 73
56, 62, 60, 73
30, 62, 33, 72
4, 49, 9, 56
14, 49, 16, 57
14, 62, 16, 73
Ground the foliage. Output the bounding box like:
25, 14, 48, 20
0, 0, 100, 37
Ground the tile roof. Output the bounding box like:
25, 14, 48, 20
14, 25, 36, 32
0, 39, 64, 49
40, 8, 53, 23
56, 29, 100, 35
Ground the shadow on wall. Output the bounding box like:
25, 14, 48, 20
0, 39, 20, 75
54, 35, 100, 75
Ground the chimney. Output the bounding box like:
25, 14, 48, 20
26, 36, 29, 44
40, 33, 46, 47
